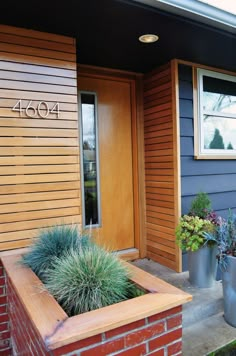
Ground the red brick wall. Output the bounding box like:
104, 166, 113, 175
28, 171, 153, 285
0, 261, 11, 355
53, 306, 182, 356
8, 278, 48, 355
3, 266, 183, 356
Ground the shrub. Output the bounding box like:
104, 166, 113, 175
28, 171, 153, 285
44, 245, 136, 316
176, 215, 217, 252
189, 192, 212, 219
22, 224, 90, 283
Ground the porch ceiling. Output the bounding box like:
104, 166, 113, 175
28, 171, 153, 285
0, 0, 235, 73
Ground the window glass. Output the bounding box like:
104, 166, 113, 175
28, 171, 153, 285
196, 69, 236, 158
80, 93, 100, 226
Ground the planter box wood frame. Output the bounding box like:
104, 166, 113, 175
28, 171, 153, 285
1, 249, 192, 355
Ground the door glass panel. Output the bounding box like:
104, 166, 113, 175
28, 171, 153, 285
80, 93, 100, 226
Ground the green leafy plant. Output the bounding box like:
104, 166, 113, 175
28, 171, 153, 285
189, 191, 212, 219
44, 245, 138, 316
22, 224, 90, 283
176, 215, 217, 252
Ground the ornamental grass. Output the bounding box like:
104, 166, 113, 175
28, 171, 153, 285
22, 224, 144, 316
44, 244, 136, 316
22, 224, 90, 283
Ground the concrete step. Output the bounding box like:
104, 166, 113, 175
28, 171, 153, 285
182, 312, 236, 356
132, 259, 234, 355
182, 280, 223, 327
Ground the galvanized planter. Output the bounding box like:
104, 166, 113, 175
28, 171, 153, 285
222, 256, 236, 327
188, 244, 218, 288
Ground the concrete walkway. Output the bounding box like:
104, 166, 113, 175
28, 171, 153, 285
131, 258, 236, 356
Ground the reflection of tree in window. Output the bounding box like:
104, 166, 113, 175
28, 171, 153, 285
83, 140, 91, 150
203, 94, 236, 119
81, 93, 99, 226
203, 78, 236, 150
209, 128, 225, 149
203, 75, 236, 115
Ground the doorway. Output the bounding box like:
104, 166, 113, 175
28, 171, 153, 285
78, 72, 137, 251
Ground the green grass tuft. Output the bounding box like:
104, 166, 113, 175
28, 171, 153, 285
44, 245, 137, 316
22, 224, 91, 283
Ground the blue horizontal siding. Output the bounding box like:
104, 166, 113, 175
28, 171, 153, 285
182, 174, 236, 195
182, 192, 236, 214
180, 137, 194, 156
179, 80, 193, 100
178, 65, 192, 81
179, 99, 193, 118
180, 118, 193, 137
179, 63, 236, 216
181, 157, 236, 176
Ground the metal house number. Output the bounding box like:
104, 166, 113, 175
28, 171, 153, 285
12, 100, 60, 118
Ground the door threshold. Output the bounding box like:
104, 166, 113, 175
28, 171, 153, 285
115, 248, 139, 261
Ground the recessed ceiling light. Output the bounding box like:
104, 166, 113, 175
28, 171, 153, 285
139, 34, 159, 43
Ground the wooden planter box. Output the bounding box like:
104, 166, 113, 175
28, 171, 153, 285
0, 249, 191, 355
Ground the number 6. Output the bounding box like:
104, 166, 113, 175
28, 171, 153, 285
25, 101, 37, 117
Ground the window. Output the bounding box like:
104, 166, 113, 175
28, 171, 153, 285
80, 92, 101, 227
195, 68, 236, 159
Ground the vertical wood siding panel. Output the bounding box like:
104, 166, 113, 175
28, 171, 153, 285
144, 62, 181, 271
0, 25, 80, 250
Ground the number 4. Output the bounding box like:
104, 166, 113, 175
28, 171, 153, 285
12, 99, 24, 116
51, 102, 60, 118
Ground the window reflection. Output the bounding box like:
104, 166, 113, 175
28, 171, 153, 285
81, 93, 99, 226
202, 75, 236, 151
204, 116, 236, 150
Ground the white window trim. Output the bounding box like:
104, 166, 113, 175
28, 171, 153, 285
195, 68, 236, 159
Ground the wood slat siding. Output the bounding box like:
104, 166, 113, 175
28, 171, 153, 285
144, 62, 181, 272
179, 63, 236, 219
0, 25, 80, 250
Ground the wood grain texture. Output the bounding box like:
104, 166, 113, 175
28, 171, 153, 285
144, 61, 181, 272
0, 25, 80, 250
78, 75, 134, 251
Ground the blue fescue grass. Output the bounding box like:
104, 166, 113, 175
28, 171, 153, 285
22, 224, 91, 283
44, 244, 141, 316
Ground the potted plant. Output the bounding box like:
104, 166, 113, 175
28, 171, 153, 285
216, 210, 236, 327
176, 192, 218, 288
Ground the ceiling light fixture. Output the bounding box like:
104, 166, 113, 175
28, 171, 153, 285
139, 34, 159, 43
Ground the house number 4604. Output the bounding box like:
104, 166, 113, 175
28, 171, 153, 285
12, 100, 60, 118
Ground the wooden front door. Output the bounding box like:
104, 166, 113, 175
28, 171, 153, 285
78, 74, 135, 251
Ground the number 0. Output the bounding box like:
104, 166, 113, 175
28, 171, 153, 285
38, 102, 49, 118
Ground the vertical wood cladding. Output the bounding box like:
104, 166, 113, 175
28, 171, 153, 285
144, 62, 180, 271
0, 25, 80, 250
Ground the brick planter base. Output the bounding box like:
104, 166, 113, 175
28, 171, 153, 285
0, 250, 191, 356
0, 261, 10, 355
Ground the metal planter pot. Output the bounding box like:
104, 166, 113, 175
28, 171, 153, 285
188, 244, 217, 288
222, 256, 236, 327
